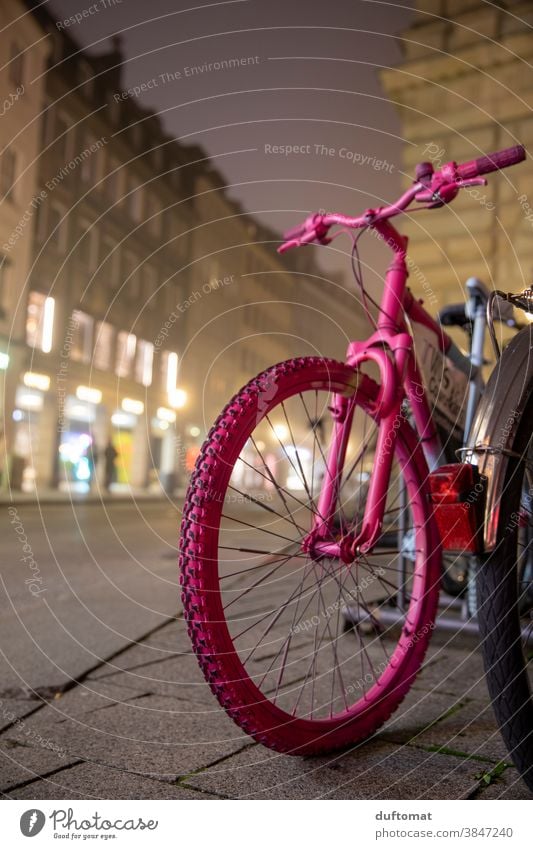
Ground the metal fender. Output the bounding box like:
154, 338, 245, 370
466, 324, 533, 550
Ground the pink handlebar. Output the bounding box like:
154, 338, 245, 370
457, 145, 526, 179
279, 144, 526, 253
283, 220, 311, 241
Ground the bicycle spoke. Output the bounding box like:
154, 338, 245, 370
236, 557, 317, 655
227, 484, 307, 532
281, 399, 317, 512
221, 513, 301, 546
223, 553, 300, 609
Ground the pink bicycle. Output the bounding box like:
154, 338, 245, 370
179, 145, 526, 755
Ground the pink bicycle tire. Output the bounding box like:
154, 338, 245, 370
179, 357, 441, 754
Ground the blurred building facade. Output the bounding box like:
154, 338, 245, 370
382, 0, 533, 308
1, 2, 356, 494
0, 0, 49, 489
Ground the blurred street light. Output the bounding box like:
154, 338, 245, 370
169, 388, 187, 409
122, 397, 144, 415
157, 406, 176, 423
41, 296, 55, 353
76, 385, 102, 404
24, 371, 50, 391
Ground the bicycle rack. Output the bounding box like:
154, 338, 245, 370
341, 594, 533, 647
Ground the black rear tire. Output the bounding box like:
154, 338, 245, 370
476, 397, 533, 791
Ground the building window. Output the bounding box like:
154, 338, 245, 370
0, 149, 17, 201
78, 59, 94, 99
70, 310, 94, 363
55, 111, 73, 164
0, 255, 10, 317
152, 146, 165, 171
47, 203, 68, 252
124, 175, 143, 221
9, 42, 25, 88
40, 98, 54, 147
100, 234, 120, 287
26, 292, 55, 352
50, 31, 63, 65
143, 265, 158, 309
80, 132, 99, 183
145, 194, 162, 238
122, 250, 140, 297
93, 321, 114, 371
130, 124, 143, 151
135, 340, 154, 386
77, 219, 98, 270
104, 155, 121, 203
116, 331, 136, 378
107, 97, 121, 126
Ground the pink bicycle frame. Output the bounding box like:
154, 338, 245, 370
305, 219, 452, 560
287, 145, 526, 561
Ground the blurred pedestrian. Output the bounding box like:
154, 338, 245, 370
87, 442, 99, 490
104, 440, 118, 491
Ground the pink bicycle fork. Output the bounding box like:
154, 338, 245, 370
302, 222, 441, 562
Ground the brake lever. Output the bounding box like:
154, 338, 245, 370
415, 185, 456, 207
457, 177, 488, 188
415, 176, 488, 208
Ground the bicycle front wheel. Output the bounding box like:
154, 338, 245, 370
180, 357, 441, 754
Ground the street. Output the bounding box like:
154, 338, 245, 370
0, 501, 529, 799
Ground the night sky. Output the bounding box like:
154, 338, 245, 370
46, 0, 415, 279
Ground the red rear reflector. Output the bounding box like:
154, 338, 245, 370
428, 464, 486, 553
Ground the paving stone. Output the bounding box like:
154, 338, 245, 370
183, 739, 486, 799
0, 736, 79, 791
474, 767, 532, 800
378, 688, 508, 764
0, 697, 43, 734
379, 688, 466, 741
87, 623, 192, 682
414, 644, 489, 701
407, 698, 509, 763
7, 761, 218, 799
3, 599, 526, 799
2, 691, 250, 783
89, 655, 223, 706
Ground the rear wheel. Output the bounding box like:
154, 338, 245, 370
476, 395, 533, 790
180, 357, 441, 754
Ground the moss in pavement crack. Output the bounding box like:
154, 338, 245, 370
474, 760, 509, 787
419, 697, 472, 734
401, 739, 513, 766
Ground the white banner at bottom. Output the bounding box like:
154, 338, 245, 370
3, 799, 532, 848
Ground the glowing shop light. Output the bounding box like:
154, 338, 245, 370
272, 423, 289, 441
168, 387, 187, 409
156, 407, 176, 423
76, 385, 102, 404
121, 397, 144, 415
166, 351, 178, 393
23, 372, 50, 391
41, 296, 55, 353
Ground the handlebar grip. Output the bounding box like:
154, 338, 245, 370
457, 145, 526, 179
283, 222, 308, 240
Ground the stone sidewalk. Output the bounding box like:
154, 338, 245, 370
1, 616, 530, 801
